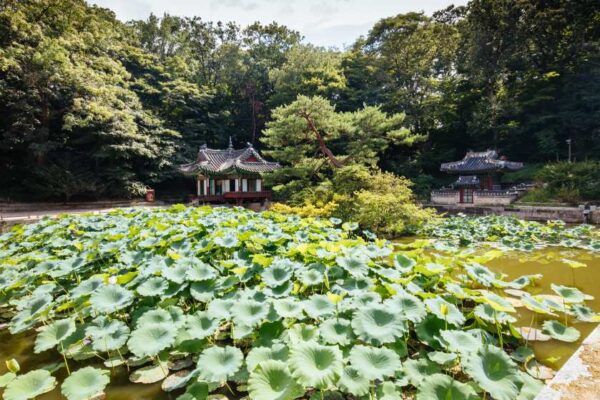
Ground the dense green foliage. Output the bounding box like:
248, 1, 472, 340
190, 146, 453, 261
528, 161, 600, 203
1, 0, 599, 200
421, 215, 600, 250
2, 206, 597, 399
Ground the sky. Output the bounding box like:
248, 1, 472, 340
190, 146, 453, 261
89, 0, 467, 48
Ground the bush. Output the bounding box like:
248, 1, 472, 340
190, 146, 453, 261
271, 165, 437, 236
536, 161, 600, 202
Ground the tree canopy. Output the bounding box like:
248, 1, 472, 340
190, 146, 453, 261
1, 0, 599, 200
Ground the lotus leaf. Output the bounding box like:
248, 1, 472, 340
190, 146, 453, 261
231, 299, 269, 327
335, 255, 368, 277
127, 323, 177, 358
440, 329, 482, 355
129, 363, 170, 384
90, 285, 134, 314
273, 298, 304, 319
86, 317, 130, 352
403, 358, 441, 386
462, 345, 521, 400
261, 265, 293, 287
416, 373, 478, 400
289, 342, 343, 388
34, 318, 76, 353
137, 277, 169, 297
351, 304, 406, 345
246, 344, 289, 371
3, 369, 56, 400
337, 366, 370, 396
303, 294, 335, 319
248, 360, 304, 400
424, 297, 465, 326
61, 367, 109, 400
185, 311, 220, 339
320, 318, 354, 346
196, 346, 244, 383
348, 345, 401, 381
384, 292, 427, 323
541, 320, 580, 342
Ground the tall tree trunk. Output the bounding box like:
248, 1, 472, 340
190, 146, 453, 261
298, 111, 343, 168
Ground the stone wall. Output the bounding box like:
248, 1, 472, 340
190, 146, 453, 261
473, 191, 518, 206
431, 190, 460, 205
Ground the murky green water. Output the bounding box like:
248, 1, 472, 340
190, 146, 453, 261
0, 243, 598, 399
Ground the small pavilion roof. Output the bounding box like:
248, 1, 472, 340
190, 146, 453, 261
180, 139, 280, 176
440, 150, 523, 174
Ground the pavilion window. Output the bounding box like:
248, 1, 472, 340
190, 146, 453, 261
248, 178, 257, 192
230, 179, 237, 192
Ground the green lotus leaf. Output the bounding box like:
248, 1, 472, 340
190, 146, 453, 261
0, 372, 16, 389
416, 373, 478, 400
424, 297, 465, 326
129, 362, 170, 384
286, 323, 319, 344
384, 292, 427, 323
34, 318, 76, 353
231, 299, 269, 327
415, 315, 446, 348
336, 255, 368, 277
190, 280, 218, 302
440, 330, 483, 356
541, 320, 580, 342
303, 295, 335, 319
521, 293, 556, 316
214, 233, 239, 248
462, 345, 521, 400
196, 345, 244, 383
86, 317, 130, 352
550, 284, 591, 303
3, 369, 57, 400
474, 304, 516, 324
246, 344, 289, 371
570, 304, 598, 322
177, 381, 209, 400
510, 346, 534, 363
478, 290, 516, 313
297, 264, 325, 286
261, 265, 293, 287
185, 311, 220, 340
516, 371, 545, 400
207, 298, 235, 319
127, 323, 177, 358
351, 304, 406, 345
248, 360, 304, 400
71, 276, 104, 298
393, 254, 416, 273
320, 318, 354, 346
273, 298, 304, 319
402, 358, 440, 387
161, 369, 197, 392
162, 264, 190, 284
337, 367, 370, 396
136, 308, 173, 327
90, 285, 134, 314
289, 341, 343, 388
348, 345, 401, 381
61, 367, 110, 400
465, 264, 498, 287
184, 259, 217, 281
264, 281, 294, 298
137, 277, 169, 297
376, 381, 402, 400
427, 351, 457, 366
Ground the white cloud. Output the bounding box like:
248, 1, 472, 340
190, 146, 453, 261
89, 0, 468, 47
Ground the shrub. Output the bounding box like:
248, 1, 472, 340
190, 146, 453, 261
536, 161, 600, 202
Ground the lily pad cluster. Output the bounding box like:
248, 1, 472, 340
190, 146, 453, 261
0, 206, 597, 400
420, 214, 600, 251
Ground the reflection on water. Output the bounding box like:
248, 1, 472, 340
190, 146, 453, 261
0, 244, 597, 398
486, 247, 600, 370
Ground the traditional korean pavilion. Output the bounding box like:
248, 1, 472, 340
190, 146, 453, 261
432, 150, 524, 205
179, 139, 280, 205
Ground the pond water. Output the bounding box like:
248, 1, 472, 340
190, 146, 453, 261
0, 242, 598, 399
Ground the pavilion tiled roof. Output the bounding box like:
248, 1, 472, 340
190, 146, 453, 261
179, 140, 280, 176
441, 150, 523, 174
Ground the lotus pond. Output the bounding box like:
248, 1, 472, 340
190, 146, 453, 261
0, 207, 598, 400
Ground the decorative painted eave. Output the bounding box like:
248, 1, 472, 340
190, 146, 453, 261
441, 150, 523, 174
179, 140, 280, 176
